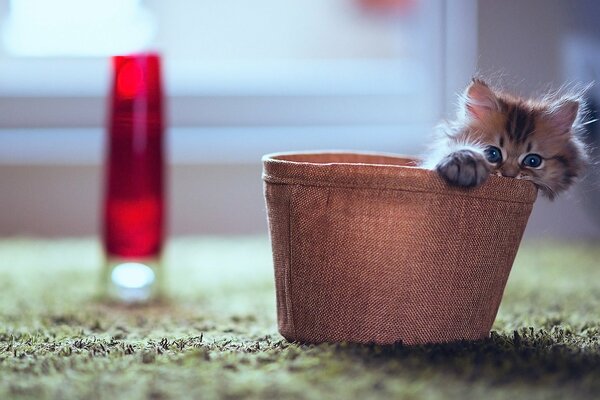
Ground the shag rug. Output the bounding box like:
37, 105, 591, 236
0, 237, 599, 400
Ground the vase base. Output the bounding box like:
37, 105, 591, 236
103, 257, 162, 303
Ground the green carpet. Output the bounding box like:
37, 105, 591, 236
0, 237, 599, 400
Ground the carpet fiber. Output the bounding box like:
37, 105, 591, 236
0, 237, 599, 399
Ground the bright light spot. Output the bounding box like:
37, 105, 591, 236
111, 262, 155, 290
3, 0, 155, 56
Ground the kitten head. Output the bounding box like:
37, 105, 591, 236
456, 79, 588, 199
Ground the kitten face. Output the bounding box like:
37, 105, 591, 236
454, 80, 587, 198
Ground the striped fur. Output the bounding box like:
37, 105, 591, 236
423, 79, 588, 199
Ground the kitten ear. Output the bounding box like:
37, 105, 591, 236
546, 98, 579, 135
462, 79, 500, 120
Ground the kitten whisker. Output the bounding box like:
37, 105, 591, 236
580, 118, 598, 126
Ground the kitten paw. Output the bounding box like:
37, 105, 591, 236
436, 150, 491, 188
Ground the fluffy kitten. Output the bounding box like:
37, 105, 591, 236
422, 79, 588, 199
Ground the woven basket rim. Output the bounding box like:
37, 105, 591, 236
262, 151, 538, 204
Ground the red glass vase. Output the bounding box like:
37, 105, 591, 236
102, 53, 165, 302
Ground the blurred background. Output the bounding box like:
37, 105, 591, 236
0, 0, 598, 239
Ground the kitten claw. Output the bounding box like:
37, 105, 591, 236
436, 150, 491, 188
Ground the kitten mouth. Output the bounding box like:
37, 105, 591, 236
494, 171, 525, 179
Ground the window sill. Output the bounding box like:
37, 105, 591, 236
0, 125, 432, 166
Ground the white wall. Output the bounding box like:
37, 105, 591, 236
477, 0, 567, 94
0, 164, 266, 236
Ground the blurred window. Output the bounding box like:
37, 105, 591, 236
3, 0, 155, 56
0, 0, 476, 162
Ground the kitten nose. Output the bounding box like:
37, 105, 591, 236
501, 168, 519, 178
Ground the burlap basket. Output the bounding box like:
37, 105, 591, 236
262, 151, 538, 345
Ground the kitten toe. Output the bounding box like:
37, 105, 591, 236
442, 162, 459, 182
475, 161, 492, 185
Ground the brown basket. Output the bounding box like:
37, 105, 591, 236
262, 151, 537, 345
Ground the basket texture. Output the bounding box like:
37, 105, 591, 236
262, 152, 537, 345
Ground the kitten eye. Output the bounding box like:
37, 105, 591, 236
522, 154, 543, 168
484, 146, 503, 163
